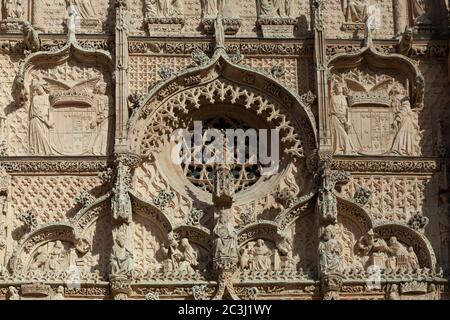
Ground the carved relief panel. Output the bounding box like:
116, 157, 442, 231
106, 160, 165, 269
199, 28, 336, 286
329, 69, 421, 156
24, 61, 113, 156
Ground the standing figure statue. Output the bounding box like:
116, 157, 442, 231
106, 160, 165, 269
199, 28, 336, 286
110, 232, 133, 276
330, 83, 357, 155
89, 83, 109, 155
390, 84, 421, 156
342, 0, 368, 23
213, 210, 238, 263
201, 0, 218, 18
65, 0, 97, 19
319, 225, 343, 274
29, 82, 56, 156
411, 0, 431, 25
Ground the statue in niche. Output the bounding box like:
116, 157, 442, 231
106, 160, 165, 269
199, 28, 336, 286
29, 81, 57, 156
110, 231, 133, 276
88, 83, 110, 156
411, 0, 431, 25
213, 210, 238, 263
65, 0, 97, 19
257, 0, 292, 18
201, 0, 218, 18
342, 0, 368, 23
2, 0, 23, 20
319, 225, 343, 274
330, 82, 357, 155
252, 239, 272, 271
145, 0, 184, 18
390, 84, 421, 156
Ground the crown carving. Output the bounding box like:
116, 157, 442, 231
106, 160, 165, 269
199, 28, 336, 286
347, 92, 391, 107
49, 91, 95, 107
400, 281, 428, 294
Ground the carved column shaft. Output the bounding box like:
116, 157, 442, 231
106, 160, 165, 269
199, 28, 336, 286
313, 1, 332, 150
115, 0, 130, 148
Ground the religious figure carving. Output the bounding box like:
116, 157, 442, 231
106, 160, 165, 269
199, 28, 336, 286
319, 225, 343, 274
410, 0, 431, 25
330, 83, 357, 155
201, 0, 218, 18
65, 0, 97, 19
88, 83, 110, 155
2, 0, 23, 20
29, 241, 69, 272
29, 81, 56, 156
357, 231, 420, 270
390, 84, 421, 156
213, 210, 238, 264
162, 236, 198, 275
145, 0, 184, 18
252, 239, 272, 271
112, 162, 132, 223
276, 235, 298, 271
161, 233, 181, 272
342, 0, 368, 23
257, 0, 292, 18
110, 232, 133, 276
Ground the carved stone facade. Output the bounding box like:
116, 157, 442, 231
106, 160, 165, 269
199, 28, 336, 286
0, 0, 449, 300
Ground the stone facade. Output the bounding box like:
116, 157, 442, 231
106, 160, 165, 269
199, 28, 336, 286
0, 0, 449, 300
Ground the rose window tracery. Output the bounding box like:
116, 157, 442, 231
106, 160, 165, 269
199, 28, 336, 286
181, 115, 266, 193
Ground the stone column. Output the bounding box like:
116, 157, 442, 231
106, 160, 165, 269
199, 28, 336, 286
114, 0, 130, 149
